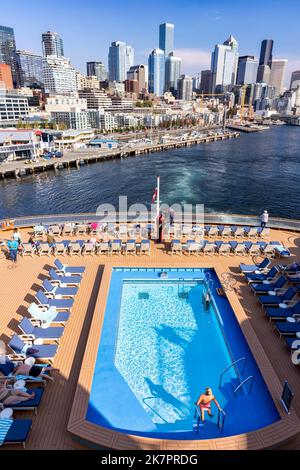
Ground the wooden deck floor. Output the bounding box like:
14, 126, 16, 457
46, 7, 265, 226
1, 227, 300, 450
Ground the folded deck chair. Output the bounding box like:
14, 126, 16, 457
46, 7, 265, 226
19, 317, 64, 342
54, 258, 85, 275
275, 321, 300, 336
28, 302, 70, 325
82, 242, 95, 256
251, 275, 287, 294
259, 288, 298, 306
21, 243, 35, 257
36, 290, 74, 311
240, 258, 271, 273
54, 243, 66, 256
125, 240, 136, 255
42, 279, 78, 298
140, 240, 150, 255
4, 387, 44, 414
2, 419, 32, 448
246, 266, 279, 283
265, 307, 300, 322
8, 334, 58, 362
49, 268, 81, 287
37, 243, 52, 257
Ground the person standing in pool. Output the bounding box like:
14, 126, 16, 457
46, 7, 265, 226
196, 387, 222, 422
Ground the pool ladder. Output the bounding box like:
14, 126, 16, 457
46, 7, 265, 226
193, 406, 226, 434
219, 357, 255, 395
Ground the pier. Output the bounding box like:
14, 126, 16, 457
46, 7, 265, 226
0, 131, 239, 179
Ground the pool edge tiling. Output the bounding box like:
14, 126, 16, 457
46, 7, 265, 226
68, 264, 300, 450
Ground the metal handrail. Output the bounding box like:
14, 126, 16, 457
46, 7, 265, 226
233, 375, 254, 395
217, 408, 226, 433
219, 357, 246, 389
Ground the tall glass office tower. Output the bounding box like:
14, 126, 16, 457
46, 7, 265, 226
16, 50, 44, 87
42, 31, 64, 57
159, 23, 174, 56
148, 48, 165, 96
108, 41, 134, 82
259, 39, 273, 66
0, 25, 18, 86
165, 54, 181, 94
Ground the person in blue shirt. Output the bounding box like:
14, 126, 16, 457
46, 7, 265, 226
7, 238, 19, 262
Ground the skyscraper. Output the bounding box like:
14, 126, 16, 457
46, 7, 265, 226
269, 59, 288, 95
127, 65, 147, 92
148, 48, 165, 96
42, 31, 64, 57
237, 56, 258, 85
177, 74, 193, 100
86, 61, 107, 81
211, 35, 239, 91
0, 25, 18, 86
257, 64, 271, 84
43, 56, 77, 94
108, 41, 134, 82
290, 71, 300, 90
200, 70, 212, 93
165, 54, 181, 94
16, 50, 44, 87
159, 23, 174, 56
259, 39, 273, 66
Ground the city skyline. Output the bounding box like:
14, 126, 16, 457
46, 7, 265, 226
1, 0, 299, 86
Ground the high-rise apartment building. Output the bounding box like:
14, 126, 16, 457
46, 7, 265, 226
237, 56, 258, 85
0, 25, 18, 86
290, 71, 300, 90
177, 74, 193, 100
148, 48, 165, 96
0, 64, 13, 89
126, 65, 147, 92
165, 54, 181, 94
269, 59, 288, 95
16, 50, 44, 87
108, 41, 134, 82
159, 23, 174, 56
86, 61, 107, 81
211, 35, 239, 91
42, 31, 64, 57
43, 56, 77, 94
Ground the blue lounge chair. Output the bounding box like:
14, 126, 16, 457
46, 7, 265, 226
5, 387, 44, 414
9, 334, 58, 362
245, 266, 279, 283
251, 275, 287, 294
0, 358, 50, 386
42, 279, 78, 298
279, 262, 300, 274
259, 287, 297, 306
270, 242, 291, 258
286, 275, 300, 284
28, 302, 70, 325
36, 290, 74, 311
54, 258, 85, 275
265, 301, 300, 320
3, 419, 32, 448
284, 337, 300, 350
18, 317, 64, 342
275, 322, 300, 336
240, 258, 271, 273
49, 268, 82, 286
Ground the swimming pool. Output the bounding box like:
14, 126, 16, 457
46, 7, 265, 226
86, 268, 279, 439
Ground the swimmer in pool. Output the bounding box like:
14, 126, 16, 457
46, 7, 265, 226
196, 387, 222, 422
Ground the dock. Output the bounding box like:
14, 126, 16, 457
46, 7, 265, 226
0, 131, 239, 179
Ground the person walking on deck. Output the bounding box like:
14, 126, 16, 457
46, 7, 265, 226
7, 238, 19, 263
260, 210, 269, 228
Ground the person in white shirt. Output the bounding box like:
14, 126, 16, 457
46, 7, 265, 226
260, 210, 269, 228
12, 228, 21, 244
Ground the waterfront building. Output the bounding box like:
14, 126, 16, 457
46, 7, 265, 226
0, 63, 13, 89
200, 70, 212, 94
290, 71, 300, 91
165, 54, 181, 95
126, 65, 147, 93
148, 48, 165, 96
237, 56, 258, 85
16, 50, 44, 88
0, 129, 43, 161
0, 90, 29, 124
0, 25, 18, 86
159, 23, 174, 56
276, 88, 300, 115
211, 35, 239, 91
42, 31, 64, 57
78, 88, 112, 109
177, 74, 193, 101
43, 56, 77, 94
269, 59, 288, 95
108, 41, 134, 83
259, 39, 273, 67
257, 64, 271, 84
86, 61, 107, 81
51, 110, 90, 130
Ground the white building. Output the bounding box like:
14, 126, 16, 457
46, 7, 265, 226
0, 90, 29, 124
43, 56, 77, 94
269, 59, 288, 95
45, 95, 87, 112
211, 35, 239, 91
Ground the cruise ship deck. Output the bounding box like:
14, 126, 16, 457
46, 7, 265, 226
1, 219, 300, 450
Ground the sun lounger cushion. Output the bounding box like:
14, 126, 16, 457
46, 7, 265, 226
8, 387, 44, 410
4, 419, 32, 444
0, 419, 13, 445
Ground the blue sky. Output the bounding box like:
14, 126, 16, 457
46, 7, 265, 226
2, 0, 300, 84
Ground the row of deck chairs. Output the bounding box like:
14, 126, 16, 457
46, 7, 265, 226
204, 225, 270, 239
36, 222, 150, 239
0, 259, 85, 447
240, 258, 300, 354
170, 240, 291, 257
21, 239, 151, 257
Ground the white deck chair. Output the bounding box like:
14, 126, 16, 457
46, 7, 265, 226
125, 240, 136, 255
263, 244, 276, 258
62, 224, 73, 236
21, 243, 35, 257
38, 243, 51, 256
218, 243, 231, 256
111, 240, 122, 255
208, 226, 219, 238
247, 227, 258, 239
54, 243, 67, 257
248, 244, 261, 256
82, 242, 95, 256
68, 242, 81, 256
234, 227, 245, 238
171, 241, 182, 255
203, 243, 216, 255
49, 225, 61, 237
234, 243, 247, 256
260, 228, 270, 239
184, 242, 200, 255
74, 224, 87, 235
222, 227, 232, 238
96, 242, 110, 255
140, 240, 150, 255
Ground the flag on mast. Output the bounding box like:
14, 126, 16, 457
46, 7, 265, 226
152, 187, 158, 203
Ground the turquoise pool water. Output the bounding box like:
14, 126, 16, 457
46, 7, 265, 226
87, 268, 279, 439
